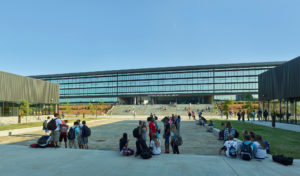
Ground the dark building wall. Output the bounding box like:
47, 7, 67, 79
259, 56, 300, 101
0, 71, 60, 104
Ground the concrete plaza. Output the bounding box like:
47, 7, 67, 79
0, 145, 299, 176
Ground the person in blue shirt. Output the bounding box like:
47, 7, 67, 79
240, 134, 256, 159
69, 121, 80, 149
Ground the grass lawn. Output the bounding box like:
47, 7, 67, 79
0, 118, 104, 131
212, 119, 300, 159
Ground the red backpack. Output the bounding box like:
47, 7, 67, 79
61, 124, 68, 135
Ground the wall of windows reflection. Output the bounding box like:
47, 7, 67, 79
261, 99, 300, 125
35, 64, 278, 104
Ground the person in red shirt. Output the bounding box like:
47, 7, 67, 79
149, 117, 156, 143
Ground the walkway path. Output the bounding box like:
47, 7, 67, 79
244, 120, 300, 132
0, 119, 223, 155
0, 145, 299, 176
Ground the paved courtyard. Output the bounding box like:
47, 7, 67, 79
0, 145, 299, 176
0, 118, 223, 155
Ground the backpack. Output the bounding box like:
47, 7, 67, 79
43, 120, 47, 130
47, 119, 57, 131
133, 127, 140, 138
61, 124, 68, 135
228, 145, 237, 158
83, 126, 91, 137
272, 155, 293, 166
140, 144, 152, 159
174, 133, 183, 146
68, 127, 76, 140
240, 142, 253, 161
264, 140, 270, 153
218, 130, 224, 140
37, 135, 51, 147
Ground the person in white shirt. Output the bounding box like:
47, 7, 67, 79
219, 135, 238, 157
51, 113, 62, 147
150, 134, 161, 155
253, 134, 267, 159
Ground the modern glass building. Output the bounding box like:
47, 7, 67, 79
31, 61, 283, 105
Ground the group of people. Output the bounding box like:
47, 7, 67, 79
219, 121, 270, 160
119, 113, 182, 158
43, 113, 91, 149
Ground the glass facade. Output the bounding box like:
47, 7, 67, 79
32, 62, 281, 104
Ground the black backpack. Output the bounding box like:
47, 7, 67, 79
273, 155, 293, 166
37, 135, 51, 147
83, 126, 91, 137
47, 119, 57, 131
68, 127, 76, 140
240, 142, 253, 161
133, 127, 140, 138
140, 144, 152, 159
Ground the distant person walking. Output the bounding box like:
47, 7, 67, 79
242, 110, 245, 122
263, 110, 268, 121
237, 110, 241, 121
133, 111, 136, 119
188, 111, 192, 120
252, 110, 255, 121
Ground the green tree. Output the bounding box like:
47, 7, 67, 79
99, 100, 104, 105
65, 99, 72, 115
20, 100, 33, 116
20, 100, 33, 123
89, 102, 96, 115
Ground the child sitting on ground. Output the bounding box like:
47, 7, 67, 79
219, 135, 238, 158
149, 134, 161, 155
119, 133, 134, 156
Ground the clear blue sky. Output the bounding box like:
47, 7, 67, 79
0, 0, 299, 76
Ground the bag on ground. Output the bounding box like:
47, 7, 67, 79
272, 155, 293, 166
47, 119, 57, 131
240, 143, 253, 161
37, 135, 51, 147
68, 127, 76, 140
140, 145, 152, 159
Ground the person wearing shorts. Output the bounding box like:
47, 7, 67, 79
81, 121, 89, 149
69, 121, 80, 149
50, 113, 62, 147
59, 120, 68, 148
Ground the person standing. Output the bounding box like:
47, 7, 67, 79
77, 120, 83, 149
263, 110, 268, 121
149, 117, 156, 143
62, 112, 65, 119
81, 121, 90, 149
141, 121, 147, 142
170, 124, 179, 154
192, 111, 195, 120
188, 111, 192, 120
133, 111, 136, 119
43, 116, 51, 135
59, 120, 69, 148
242, 110, 245, 122
163, 117, 170, 153
51, 113, 63, 147
252, 110, 256, 121
68, 121, 80, 149
176, 115, 181, 136
237, 110, 241, 121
